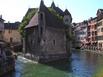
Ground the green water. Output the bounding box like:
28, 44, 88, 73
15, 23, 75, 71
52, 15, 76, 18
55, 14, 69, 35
22, 51, 103, 77
22, 61, 72, 77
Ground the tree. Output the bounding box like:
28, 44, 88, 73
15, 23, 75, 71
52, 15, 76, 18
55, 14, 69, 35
18, 9, 37, 37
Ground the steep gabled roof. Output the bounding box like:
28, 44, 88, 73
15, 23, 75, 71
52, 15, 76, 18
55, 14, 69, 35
51, 2, 64, 16
38, 0, 65, 28
25, 0, 72, 29
64, 9, 71, 16
39, 5, 65, 28
25, 13, 38, 28
54, 7, 64, 16
25, 1, 65, 29
51, 1, 56, 8
45, 8, 65, 28
20, 8, 38, 29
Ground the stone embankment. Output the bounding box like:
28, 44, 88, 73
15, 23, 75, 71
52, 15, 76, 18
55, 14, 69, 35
80, 46, 103, 54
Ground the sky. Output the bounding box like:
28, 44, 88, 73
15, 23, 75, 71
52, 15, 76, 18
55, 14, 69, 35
0, 0, 103, 23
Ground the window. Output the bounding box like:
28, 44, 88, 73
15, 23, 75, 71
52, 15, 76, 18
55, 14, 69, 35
53, 40, 55, 45
101, 28, 103, 32
94, 24, 97, 29
40, 13, 43, 20
92, 31, 95, 36
65, 18, 69, 22
97, 22, 102, 27
10, 37, 13, 43
88, 32, 90, 36
92, 37, 95, 41
8, 29, 12, 33
40, 27, 43, 35
97, 36, 103, 40
88, 26, 90, 30
95, 31, 97, 35
99, 43, 102, 48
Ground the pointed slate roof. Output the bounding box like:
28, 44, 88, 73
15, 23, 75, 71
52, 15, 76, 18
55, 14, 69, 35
64, 9, 72, 23
25, 12, 38, 28
64, 9, 71, 15
51, 2, 64, 16
51, 1, 56, 8
25, 0, 72, 29
38, 1, 65, 28
43, 7, 65, 28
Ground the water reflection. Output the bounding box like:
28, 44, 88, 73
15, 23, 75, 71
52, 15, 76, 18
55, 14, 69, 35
3, 51, 103, 77
71, 51, 103, 77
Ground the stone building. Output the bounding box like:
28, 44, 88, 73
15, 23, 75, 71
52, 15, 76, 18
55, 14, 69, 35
24, 0, 72, 62
3, 22, 21, 45
0, 15, 4, 40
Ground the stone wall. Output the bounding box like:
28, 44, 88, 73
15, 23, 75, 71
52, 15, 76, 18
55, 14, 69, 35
26, 27, 40, 54
25, 26, 69, 62
41, 26, 66, 55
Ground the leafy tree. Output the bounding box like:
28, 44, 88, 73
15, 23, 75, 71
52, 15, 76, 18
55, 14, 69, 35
18, 9, 37, 37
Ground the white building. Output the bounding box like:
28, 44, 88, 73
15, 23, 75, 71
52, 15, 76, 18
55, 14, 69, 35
73, 21, 88, 48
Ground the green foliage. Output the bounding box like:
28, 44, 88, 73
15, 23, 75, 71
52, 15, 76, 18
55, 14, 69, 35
18, 9, 37, 37
48, 8, 63, 21
65, 26, 73, 41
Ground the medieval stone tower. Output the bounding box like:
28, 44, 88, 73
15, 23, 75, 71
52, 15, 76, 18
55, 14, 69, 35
25, 0, 72, 62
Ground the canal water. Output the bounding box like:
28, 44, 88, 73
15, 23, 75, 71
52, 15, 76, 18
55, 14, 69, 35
4, 51, 103, 77
71, 51, 103, 77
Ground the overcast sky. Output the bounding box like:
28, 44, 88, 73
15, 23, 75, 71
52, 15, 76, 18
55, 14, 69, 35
0, 0, 103, 23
